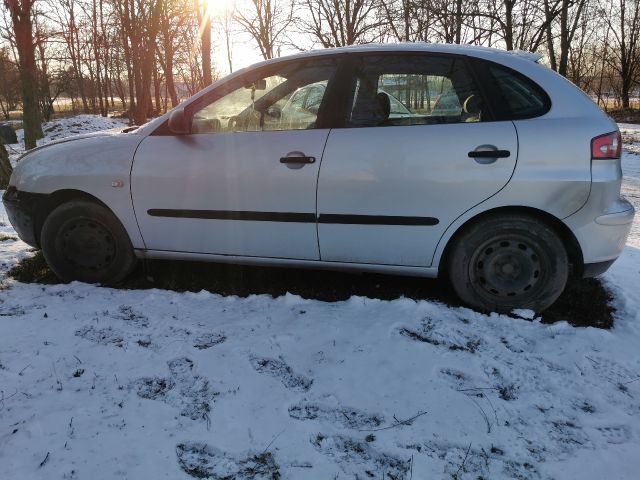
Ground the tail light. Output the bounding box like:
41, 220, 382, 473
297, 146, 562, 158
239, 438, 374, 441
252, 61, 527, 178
591, 131, 621, 160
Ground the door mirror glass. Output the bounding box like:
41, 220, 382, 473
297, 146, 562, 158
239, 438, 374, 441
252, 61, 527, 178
168, 108, 190, 135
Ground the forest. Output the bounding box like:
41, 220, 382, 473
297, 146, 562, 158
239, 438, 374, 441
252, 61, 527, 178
0, 0, 638, 153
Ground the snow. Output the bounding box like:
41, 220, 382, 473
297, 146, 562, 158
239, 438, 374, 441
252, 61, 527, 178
0, 116, 639, 479
619, 123, 640, 247
5, 115, 128, 166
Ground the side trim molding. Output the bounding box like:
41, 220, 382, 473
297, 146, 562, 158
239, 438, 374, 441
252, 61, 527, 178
318, 214, 439, 226
147, 209, 439, 226
147, 209, 316, 223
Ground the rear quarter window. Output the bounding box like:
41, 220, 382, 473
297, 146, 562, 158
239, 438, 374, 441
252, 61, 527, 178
488, 65, 551, 120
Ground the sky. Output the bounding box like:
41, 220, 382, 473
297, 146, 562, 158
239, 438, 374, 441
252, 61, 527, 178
207, 0, 314, 76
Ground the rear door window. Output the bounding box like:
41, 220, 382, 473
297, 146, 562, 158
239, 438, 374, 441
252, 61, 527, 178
345, 55, 486, 128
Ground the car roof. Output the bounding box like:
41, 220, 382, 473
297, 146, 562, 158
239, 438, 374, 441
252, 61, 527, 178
249, 43, 543, 70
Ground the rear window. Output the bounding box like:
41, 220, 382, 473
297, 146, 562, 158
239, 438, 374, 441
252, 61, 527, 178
489, 66, 550, 120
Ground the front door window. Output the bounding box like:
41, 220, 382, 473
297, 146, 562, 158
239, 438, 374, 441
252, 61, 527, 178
191, 61, 336, 134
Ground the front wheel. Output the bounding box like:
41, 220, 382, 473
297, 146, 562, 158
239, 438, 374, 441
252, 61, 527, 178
448, 214, 569, 313
41, 200, 137, 284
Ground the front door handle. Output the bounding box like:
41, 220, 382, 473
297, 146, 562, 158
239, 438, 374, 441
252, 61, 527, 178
280, 151, 316, 169
468, 145, 511, 165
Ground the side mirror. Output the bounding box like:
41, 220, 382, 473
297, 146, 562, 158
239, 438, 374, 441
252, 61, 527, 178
168, 108, 190, 135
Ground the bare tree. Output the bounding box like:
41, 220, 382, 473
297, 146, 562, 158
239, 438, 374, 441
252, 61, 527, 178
194, 0, 212, 85
235, 0, 293, 59
157, 0, 186, 107
298, 0, 382, 47
0, 47, 20, 119
4, 0, 43, 149
378, 0, 435, 42
217, 5, 234, 72
604, 0, 640, 108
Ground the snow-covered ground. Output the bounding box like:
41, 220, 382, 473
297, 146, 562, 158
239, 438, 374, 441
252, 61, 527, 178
0, 116, 639, 480
4, 115, 128, 164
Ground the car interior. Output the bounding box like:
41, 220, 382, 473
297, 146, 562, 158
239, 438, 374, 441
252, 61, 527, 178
348, 72, 483, 127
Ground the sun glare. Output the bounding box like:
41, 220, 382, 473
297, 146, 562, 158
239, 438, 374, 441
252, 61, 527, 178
204, 0, 236, 18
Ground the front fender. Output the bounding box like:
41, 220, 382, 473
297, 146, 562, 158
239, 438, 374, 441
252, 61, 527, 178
12, 133, 146, 249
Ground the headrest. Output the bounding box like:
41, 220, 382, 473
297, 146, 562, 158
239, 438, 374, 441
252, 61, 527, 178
376, 92, 391, 120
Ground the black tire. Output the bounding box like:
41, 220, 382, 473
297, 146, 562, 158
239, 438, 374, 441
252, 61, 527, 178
40, 200, 137, 284
447, 214, 569, 313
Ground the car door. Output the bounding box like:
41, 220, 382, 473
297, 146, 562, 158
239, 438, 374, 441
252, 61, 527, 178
131, 59, 337, 260
317, 54, 518, 267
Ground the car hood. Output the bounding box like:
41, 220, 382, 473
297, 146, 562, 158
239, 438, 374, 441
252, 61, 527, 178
17, 129, 132, 161
10, 129, 145, 193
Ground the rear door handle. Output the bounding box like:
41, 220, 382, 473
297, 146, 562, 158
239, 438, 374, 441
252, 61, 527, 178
280, 156, 316, 164
468, 150, 511, 159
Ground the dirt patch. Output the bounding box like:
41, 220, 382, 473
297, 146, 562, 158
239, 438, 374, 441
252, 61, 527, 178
112, 305, 149, 328
131, 356, 218, 421
193, 332, 226, 350
9, 252, 615, 328
399, 317, 482, 353
312, 433, 410, 479
403, 440, 540, 479
288, 402, 384, 429
249, 356, 313, 392
176, 442, 280, 479
75, 325, 125, 347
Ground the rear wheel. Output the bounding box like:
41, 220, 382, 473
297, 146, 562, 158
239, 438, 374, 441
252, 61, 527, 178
448, 214, 569, 313
41, 200, 137, 284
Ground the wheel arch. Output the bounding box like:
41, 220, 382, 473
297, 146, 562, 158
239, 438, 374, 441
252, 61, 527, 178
438, 206, 584, 279
34, 189, 114, 246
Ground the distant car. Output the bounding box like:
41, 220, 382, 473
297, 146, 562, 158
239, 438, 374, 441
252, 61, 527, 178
3, 43, 635, 313
267, 81, 415, 130
431, 91, 462, 116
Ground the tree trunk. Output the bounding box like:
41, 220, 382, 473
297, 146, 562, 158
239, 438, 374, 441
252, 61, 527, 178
0, 138, 12, 189
621, 77, 631, 109
543, 0, 558, 71
201, 9, 212, 86
160, 10, 179, 108
455, 0, 463, 44
153, 67, 161, 115
504, 0, 514, 50
6, 0, 43, 150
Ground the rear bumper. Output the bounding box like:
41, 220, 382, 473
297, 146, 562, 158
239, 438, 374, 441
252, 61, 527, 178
582, 259, 617, 278
2, 187, 45, 248
565, 196, 634, 277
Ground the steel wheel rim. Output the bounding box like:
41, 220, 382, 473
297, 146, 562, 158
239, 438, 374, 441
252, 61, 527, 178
59, 218, 116, 271
470, 234, 546, 301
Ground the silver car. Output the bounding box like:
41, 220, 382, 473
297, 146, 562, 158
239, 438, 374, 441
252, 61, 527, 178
3, 44, 635, 313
